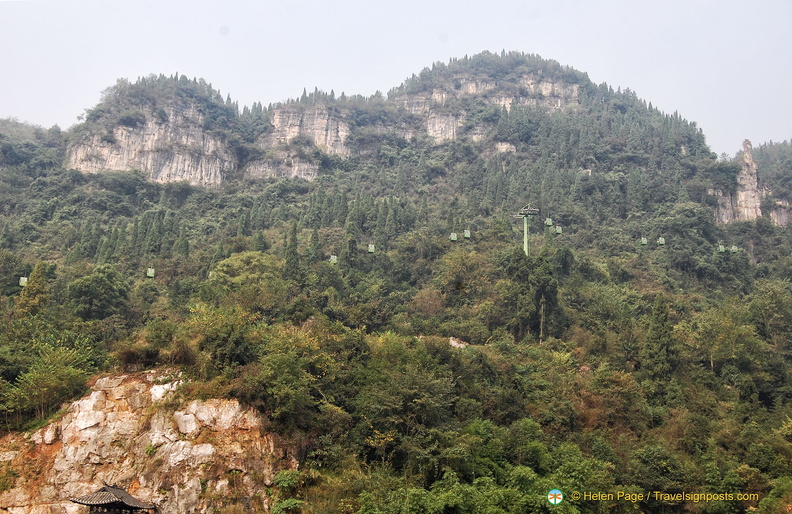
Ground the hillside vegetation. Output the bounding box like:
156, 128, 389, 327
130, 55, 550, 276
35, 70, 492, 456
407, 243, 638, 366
2, 52, 792, 512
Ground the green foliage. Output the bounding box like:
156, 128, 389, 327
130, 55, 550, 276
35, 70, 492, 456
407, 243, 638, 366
13, 261, 51, 316
6, 346, 91, 420
272, 469, 302, 490
187, 303, 257, 367
1, 52, 791, 512
270, 498, 305, 514
67, 264, 129, 320
0, 463, 18, 493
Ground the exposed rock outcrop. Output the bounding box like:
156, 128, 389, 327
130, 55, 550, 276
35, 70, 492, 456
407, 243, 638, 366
735, 140, 763, 221
392, 72, 580, 143
244, 153, 320, 181
242, 105, 349, 180
264, 106, 350, 157
769, 198, 792, 227
66, 104, 236, 187
710, 140, 763, 223
427, 113, 460, 143
0, 371, 297, 513
66, 67, 584, 184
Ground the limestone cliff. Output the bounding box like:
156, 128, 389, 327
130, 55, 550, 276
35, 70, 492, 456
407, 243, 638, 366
769, 198, 792, 227
0, 371, 297, 513
735, 140, 763, 221
244, 152, 320, 181
264, 106, 350, 157
709, 140, 763, 223
241, 70, 583, 177
242, 105, 349, 180
66, 103, 236, 187
64, 59, 585, 184
392, 73, 580, 144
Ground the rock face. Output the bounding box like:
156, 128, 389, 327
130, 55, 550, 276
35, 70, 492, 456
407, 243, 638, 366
769, 197, 792, 227
392, 73, 580, 144
66, 67, 583, 185
242, 105, 349, 180
265, 106, 350, 157
735, 140, 763, 221
66, 104, 237, 187
710, 140, 763, 224
244, 153, 320, 181
0, 371, 297, 513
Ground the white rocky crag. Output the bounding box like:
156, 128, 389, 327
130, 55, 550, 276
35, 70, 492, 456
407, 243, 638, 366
244, 153, 320, 181
393, 74, 581, 144
66, 104, 237, 187
0, 371, 297, 513
265, 107, 350, 157
709, 140, 792, 226
769, 198, 792, 227
710, 140, 763, 224
735, 140, 763, 221
66, 71, 584, 184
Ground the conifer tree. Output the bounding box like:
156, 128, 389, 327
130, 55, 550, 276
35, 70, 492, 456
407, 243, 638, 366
252, 231, 270, 252
284, 222, 301, 282
340, 234, 358, 271
640, 295, 679, 390
172, 225, 190, 257
236, 213, 247, 237
306, 228, 322, 264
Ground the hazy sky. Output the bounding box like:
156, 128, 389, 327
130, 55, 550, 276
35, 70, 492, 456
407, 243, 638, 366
1, 0, 789, 156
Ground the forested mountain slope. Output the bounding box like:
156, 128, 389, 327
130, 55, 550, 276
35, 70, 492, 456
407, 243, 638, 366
1, 51, 792, 512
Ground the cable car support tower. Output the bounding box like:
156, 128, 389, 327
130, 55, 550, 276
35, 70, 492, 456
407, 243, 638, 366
514, 205, 540, 256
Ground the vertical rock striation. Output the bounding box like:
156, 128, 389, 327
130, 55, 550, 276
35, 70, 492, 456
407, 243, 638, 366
65, 65, 585, 185
709, 140, 763, 223
66, 104, 236, 187
735, 140, 762, 221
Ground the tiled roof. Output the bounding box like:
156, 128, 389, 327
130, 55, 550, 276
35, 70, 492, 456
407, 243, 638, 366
70, 484, 154, 509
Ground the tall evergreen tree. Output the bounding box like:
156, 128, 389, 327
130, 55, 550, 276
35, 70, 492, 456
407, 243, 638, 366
284, 222, 301, 282
640, 295, 679, 392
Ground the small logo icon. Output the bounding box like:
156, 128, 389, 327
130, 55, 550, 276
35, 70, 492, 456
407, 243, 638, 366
548, 489, 564, 505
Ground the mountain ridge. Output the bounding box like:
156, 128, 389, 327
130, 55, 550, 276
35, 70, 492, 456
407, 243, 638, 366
63, 52, 641, 186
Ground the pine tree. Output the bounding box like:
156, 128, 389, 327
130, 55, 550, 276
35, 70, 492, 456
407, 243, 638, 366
331, 191, 347, 226
640, 295, 679, 391
144, 213, 163, 255
340, 234, 358, 271
172, 225, 190, 257
252, 231, 270, 252
284, 222, 301, 282
306, 228, 322, 264
236, 213, 248, 237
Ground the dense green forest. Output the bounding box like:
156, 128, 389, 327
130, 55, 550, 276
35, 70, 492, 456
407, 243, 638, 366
2, 52, 792, 512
